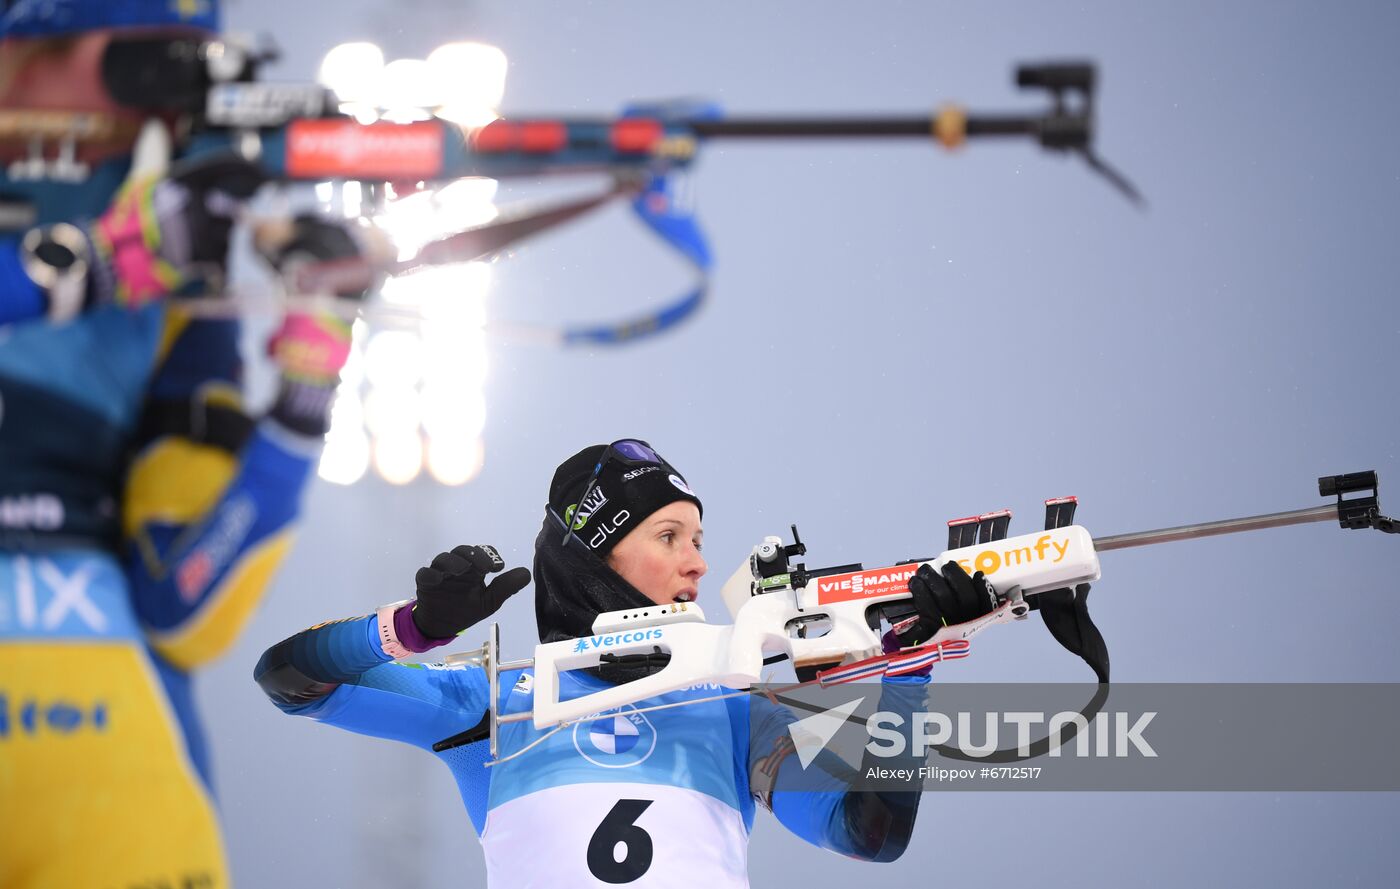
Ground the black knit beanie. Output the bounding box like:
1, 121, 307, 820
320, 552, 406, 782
547, 442, 702, 557
534, 443, 700, 683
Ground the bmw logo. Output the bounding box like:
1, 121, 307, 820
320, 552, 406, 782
573, 705, 658, 768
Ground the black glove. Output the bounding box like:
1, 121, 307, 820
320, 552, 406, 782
896, 561, 1003, 647
411, 544, 532, 639
169, 152, 269, 268
256, 213, 387, 302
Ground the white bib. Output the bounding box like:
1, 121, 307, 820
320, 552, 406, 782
478, 672, 756, 887
482, 781, 749, 888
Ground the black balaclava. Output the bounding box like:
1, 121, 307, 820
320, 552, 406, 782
533, 442, 702, 683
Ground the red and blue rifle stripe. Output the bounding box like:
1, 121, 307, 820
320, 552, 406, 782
816, 639, 972, 686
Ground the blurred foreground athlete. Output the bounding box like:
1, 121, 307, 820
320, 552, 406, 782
1, 2, 367, 885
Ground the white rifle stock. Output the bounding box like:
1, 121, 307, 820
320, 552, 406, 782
525, 524, 1102, 730
435, 469, 1392, 762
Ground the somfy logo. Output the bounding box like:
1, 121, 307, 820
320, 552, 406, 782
951, 533, 1072, 578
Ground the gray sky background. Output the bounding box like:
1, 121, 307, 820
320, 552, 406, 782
209, 1, 1400, 886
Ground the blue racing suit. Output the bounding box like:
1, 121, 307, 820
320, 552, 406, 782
255, 612, 929, 888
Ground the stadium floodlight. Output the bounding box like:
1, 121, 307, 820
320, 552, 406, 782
315, 41, 506, 486
318, 42, 384, 105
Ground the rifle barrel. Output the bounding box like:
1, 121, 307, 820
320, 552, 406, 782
1094, 504, 1338, 552
689, 114, 1041, 140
